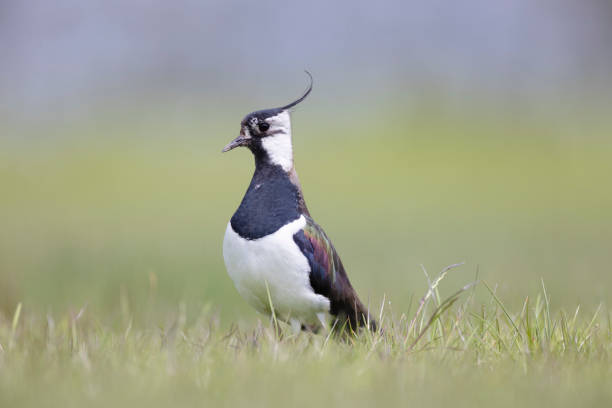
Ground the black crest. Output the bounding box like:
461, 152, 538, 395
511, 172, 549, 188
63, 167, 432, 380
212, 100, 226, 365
240, 70, 313, 130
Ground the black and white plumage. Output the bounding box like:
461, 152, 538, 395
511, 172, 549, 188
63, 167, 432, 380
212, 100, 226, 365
222, 74, 375, 332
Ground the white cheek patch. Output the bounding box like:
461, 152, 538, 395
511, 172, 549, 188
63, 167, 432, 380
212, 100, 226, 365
265, 111, 291, 134
262, 133, 293, 171
261, 111, 293, 171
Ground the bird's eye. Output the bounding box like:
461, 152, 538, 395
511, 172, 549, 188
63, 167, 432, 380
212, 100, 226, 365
258, 122, 270, 132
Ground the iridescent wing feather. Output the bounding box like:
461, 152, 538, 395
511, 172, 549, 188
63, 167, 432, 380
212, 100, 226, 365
293, 216, 374, 330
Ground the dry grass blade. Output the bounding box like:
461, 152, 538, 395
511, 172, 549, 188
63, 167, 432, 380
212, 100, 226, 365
405, 262, 465, 344
264, 281, 280, 338
8, 302, 22, 351
408, 281, 477, 351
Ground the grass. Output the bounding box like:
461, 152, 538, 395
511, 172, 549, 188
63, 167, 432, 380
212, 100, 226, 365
1, 270, 611, 407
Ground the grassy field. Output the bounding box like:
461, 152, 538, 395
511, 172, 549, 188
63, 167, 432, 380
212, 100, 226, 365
1, 108, 612, 406
1, 278, 611, 407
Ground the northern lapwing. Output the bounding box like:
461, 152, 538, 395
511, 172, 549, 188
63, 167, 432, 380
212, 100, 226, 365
222, 72, 375, 333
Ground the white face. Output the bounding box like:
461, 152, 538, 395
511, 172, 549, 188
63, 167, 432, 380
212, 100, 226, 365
260, 111, 294, 171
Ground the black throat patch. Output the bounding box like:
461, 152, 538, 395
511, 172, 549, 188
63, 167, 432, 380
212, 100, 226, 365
230, 163, 301, 240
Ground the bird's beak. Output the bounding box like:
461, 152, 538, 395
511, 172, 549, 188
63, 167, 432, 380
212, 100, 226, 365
222, 133, 249, 153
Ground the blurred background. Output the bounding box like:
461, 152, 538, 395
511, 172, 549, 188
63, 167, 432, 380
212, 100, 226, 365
1, 0, 611, 322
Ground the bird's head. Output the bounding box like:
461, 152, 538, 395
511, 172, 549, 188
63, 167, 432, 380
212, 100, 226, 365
222, 72, 312, 172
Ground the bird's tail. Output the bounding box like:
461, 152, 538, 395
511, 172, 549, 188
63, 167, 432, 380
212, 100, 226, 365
334, 298, 378, 333
355, 299, 378, 332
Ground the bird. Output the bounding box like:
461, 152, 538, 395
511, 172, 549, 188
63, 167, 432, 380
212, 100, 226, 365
221, 72, 376, 333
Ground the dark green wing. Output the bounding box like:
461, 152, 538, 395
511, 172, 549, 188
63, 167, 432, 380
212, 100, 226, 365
293, 216, 375, 330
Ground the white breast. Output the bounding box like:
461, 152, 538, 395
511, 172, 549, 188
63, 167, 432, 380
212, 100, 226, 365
223, 215, 330, 326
